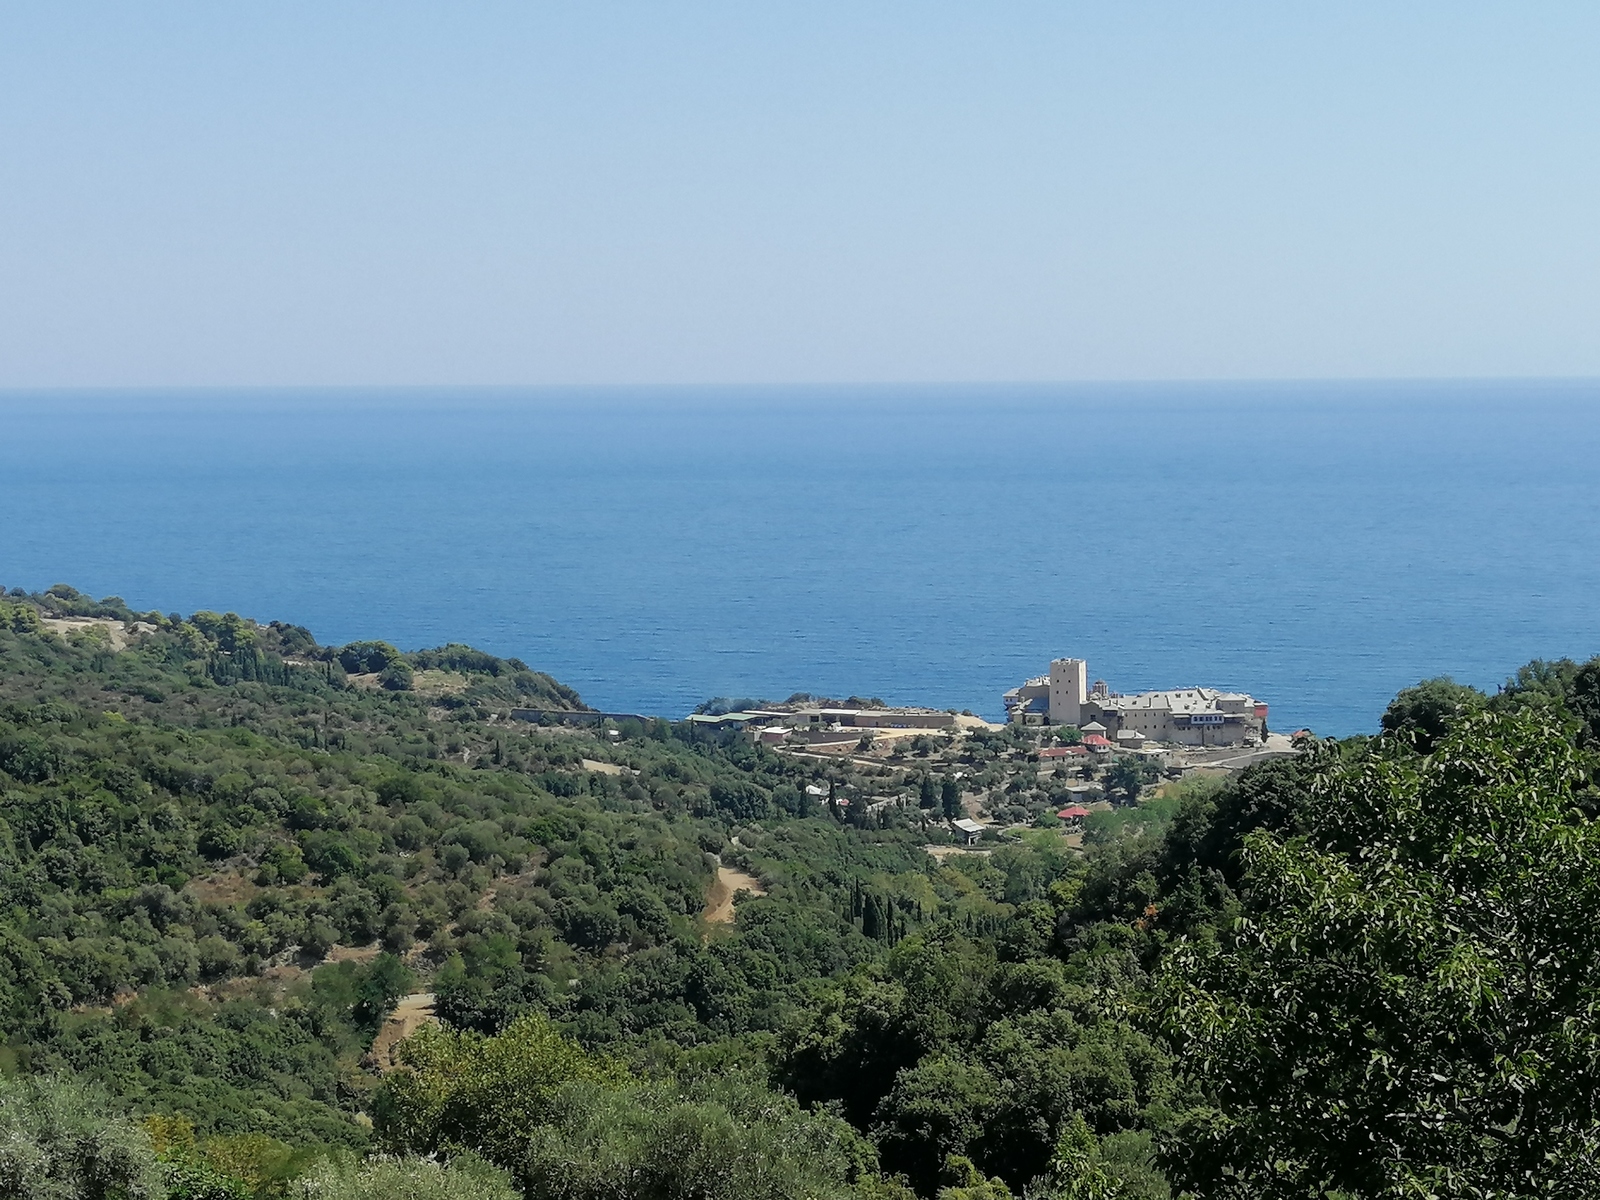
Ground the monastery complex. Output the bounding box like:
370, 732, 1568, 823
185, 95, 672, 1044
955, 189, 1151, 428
1004, 657, 1269, 748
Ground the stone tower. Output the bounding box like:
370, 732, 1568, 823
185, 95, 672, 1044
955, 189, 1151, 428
1048, 658, 1088, 726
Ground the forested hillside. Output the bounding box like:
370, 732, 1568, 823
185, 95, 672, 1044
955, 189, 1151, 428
3, 585, 1600, 1199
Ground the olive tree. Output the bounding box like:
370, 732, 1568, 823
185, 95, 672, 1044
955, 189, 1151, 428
294, 1155, 517, 1200
0, 1075, 163, 1200
374, 1013, 888, 1200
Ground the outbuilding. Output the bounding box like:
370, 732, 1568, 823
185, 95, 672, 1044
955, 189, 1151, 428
951, 818, 986, 846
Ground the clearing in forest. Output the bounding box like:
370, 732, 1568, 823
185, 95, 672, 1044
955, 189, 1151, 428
40, 617, 139, 650
925, 844, 992, 861
702, 865, 766, 925
367, 992, 438, 1071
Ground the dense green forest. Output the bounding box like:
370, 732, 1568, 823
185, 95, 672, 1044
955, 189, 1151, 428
2, 584, 1600, 1198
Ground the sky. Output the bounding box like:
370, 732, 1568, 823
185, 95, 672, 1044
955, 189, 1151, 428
2, 3, 1598, 387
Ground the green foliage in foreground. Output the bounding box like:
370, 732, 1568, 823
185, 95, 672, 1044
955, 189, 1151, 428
292, 1155, 518, 1200
375, 1013, 890, 1200
1161, 710, 1600, 1199
0, 1072, 515, 1200
0, 1073, 165, 1200
11, 586, 1600, 1199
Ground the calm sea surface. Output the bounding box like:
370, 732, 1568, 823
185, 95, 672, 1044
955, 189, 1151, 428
2, 383, 1598, 736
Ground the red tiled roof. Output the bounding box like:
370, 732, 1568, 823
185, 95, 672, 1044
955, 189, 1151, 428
1057, 805, 1091, 819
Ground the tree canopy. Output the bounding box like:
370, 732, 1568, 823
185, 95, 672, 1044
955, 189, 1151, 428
1161, 711, 1600, 1198
6, 584, 1600, 1199
1379, 676, 1487, 751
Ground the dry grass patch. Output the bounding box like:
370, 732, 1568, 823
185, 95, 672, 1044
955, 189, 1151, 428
186, 869, 258, 908
41, 617, 133, 651
411, 669, 470, 697
702, 865, 766, 926
323, 943, 383, 966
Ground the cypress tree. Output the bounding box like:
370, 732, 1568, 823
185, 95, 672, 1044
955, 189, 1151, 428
862, 893, 883, 940
942, 777, 962, 820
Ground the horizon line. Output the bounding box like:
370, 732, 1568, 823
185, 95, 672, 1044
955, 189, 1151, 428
4, 374, 1600, 396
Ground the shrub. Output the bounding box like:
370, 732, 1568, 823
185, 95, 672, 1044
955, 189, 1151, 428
0, 1074, 164, 1200
294, 1154, 517, 1200
337, 642, 403, 675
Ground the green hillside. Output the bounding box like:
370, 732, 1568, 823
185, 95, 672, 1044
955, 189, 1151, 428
3, 586, 1600, 1199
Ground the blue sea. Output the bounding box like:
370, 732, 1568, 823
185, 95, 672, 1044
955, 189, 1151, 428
3, 382, 1598, 736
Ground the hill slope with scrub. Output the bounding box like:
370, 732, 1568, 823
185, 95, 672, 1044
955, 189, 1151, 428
5, 585, 1600, 1198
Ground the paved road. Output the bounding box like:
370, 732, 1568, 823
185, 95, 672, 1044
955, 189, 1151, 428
1199, 733, 1301, 771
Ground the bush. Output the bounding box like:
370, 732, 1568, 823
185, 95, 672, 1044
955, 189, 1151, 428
374, 1014, 628, 1163
294, 1154, 517, 1200
1379, 675, 1486, 752
0, 1074, 164, 1200
337, 642, 403, 675
518, 1077, 878, 1200
374, 1015, 882, 1200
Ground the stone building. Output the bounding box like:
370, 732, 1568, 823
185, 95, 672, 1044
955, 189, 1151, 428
1006, 657, 1268, 747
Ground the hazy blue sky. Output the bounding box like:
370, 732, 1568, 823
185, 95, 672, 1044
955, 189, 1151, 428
2, 3, 1597, 386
